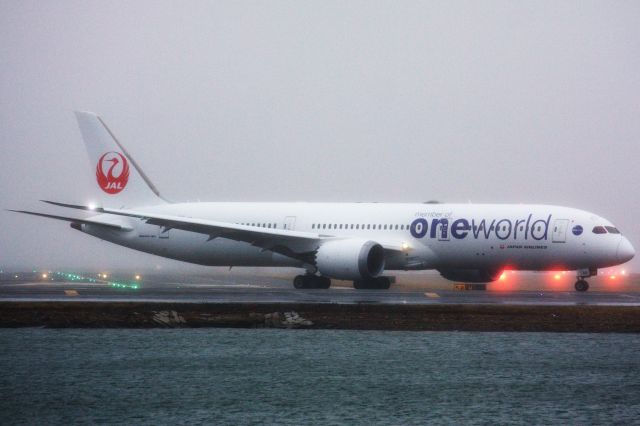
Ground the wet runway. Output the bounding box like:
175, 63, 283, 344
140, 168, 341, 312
2, 280, 640, 306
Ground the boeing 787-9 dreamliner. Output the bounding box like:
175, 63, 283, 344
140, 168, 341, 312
10, 112, 635, 291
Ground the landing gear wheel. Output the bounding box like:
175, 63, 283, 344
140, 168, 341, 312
376, 277, 391, 290
575, 279, 589, 292
293, 275, 306, 289
318, 277, 331, 289
293, 275, 332, 289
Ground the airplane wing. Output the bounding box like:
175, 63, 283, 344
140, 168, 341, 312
39, 200, 410, 262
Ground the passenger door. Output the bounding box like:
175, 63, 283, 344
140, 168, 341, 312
552, 219, 569, 242
283, 216, 296, 231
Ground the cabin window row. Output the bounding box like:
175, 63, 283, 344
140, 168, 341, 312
237, 223, 277, 228
312, 223, 410, 231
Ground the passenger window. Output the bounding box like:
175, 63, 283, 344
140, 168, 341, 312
384, 225, 387, 230
592, 226, 607, 234
367, 225, 371, 230
605, 226, 620, 234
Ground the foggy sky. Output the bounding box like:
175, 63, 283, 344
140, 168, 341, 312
1, 1, 639, 272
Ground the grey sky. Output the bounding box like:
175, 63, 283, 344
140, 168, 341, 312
1, 1, 639, 272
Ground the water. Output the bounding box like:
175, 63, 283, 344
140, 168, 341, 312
1, 329, 639, 425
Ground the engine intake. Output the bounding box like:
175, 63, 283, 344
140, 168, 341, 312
316, 239, 385, 280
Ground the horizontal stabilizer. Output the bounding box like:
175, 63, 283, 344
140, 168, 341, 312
7, 210, 131, 231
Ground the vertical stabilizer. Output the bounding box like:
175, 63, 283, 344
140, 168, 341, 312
75, 111, 167, 208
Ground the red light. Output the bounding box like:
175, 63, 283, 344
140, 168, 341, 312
554, 274, 561, 280
610, 275, 617, 280
499, 272, 506, 281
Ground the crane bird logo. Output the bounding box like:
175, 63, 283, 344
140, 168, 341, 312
96, 152, 130, 194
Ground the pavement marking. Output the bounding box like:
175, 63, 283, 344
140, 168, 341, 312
424, 292, 440, 298
64, 290, 79, 297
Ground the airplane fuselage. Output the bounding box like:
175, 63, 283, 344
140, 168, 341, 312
82, 202, 632, 273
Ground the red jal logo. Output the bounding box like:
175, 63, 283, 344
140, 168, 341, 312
96, 152, 129, 194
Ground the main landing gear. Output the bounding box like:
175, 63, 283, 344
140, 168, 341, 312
574, 267, 597, 292
293, 274, 331, 289
353, 277, 391, 290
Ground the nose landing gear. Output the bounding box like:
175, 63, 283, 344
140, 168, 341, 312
574, 279, 589, 292
574, 267, 597, 292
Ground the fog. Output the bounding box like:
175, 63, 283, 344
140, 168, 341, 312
1, 1, 639, 272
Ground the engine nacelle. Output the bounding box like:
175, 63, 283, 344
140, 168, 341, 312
438, 268, 502, 283
316, 239, 385, 280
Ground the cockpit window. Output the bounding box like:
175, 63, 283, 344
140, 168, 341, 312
592, 226, 607, 234
605, 226, 621, 234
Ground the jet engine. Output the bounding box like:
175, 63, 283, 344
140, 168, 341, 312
438, 268, 502, 283
315, 239, 385, 280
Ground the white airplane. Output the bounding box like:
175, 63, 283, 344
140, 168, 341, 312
10, 112, 635, 291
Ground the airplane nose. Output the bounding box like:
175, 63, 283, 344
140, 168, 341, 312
617, 238, 635, 263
